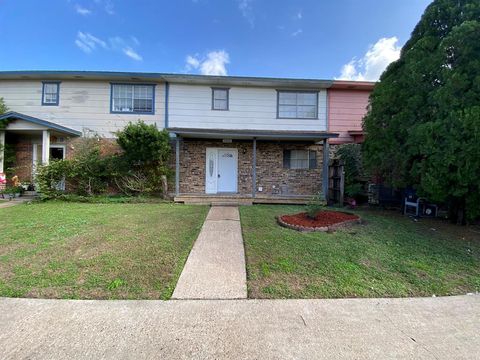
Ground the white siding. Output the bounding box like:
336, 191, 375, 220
0, 80, 165, 137
168, 84, 327, 131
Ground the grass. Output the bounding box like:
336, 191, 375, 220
0, 202, 208, 299
240, 205, 480, 299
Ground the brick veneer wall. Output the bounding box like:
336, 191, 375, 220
13, 142, 33, 182
256, 142, 323, 196
178, 139, 253, 194
177, 139, 324, 196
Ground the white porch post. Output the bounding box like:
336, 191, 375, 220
0, 131, 5, 173
42, 130, 50, 165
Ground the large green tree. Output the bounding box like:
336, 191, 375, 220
363, 0, 480, 223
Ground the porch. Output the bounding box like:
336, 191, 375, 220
168, 128, 338, 204
0, 112, 81, 186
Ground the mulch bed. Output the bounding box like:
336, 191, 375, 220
277, 211, 361, 232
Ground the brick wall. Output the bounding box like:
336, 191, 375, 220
177, 139, 324, 196
178, 139, 253, 194
256, 142, 323, 196
13, 142, 33, 183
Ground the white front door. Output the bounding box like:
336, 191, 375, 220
205, 148, 238, 194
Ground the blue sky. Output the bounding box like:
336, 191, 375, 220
0, 0, 432, 80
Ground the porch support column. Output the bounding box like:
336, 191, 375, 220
252, 137, 257, 198
42, 130, 50, 165
322, 138, 329, 201
0, 131, 5, 173
175, 135, 180, 196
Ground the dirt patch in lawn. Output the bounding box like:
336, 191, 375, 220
278, 211, 360, 232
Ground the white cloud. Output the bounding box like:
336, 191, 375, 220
185, 50, 230, 76
75, 32, 143, 60
337, 37, 401, 81
75, 4, 92, 15
238, 0, 254, 28
185, 55, 200, 71
75, 31, 107, 53
291, 29, 303, 37
123, 47, 143, 61
94, 0, 114, 15
130, 36, 140, 46
296, 10, 302, 20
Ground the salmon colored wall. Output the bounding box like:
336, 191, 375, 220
328, 89, 371, 144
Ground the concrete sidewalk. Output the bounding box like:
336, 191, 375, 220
1, 295, 479, 359
172, 206, 247, 299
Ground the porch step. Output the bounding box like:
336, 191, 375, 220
175, 196, 253, 206
174, 195, 312, 206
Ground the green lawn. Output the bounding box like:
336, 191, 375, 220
240, 205, 480, 299
0, 202, 208, 299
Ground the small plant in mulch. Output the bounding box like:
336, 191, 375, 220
305, 192, 327, 219
277, 210, 361, 232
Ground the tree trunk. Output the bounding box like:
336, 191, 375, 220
448, 196, 466, 225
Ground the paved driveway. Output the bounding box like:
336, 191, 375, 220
1, 295, 479, 359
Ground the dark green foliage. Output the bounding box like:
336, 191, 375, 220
116, 121, 170, 166
336, 144, 366, 198
36, 136, 113, 198
37, 122, 172, 198
363, 0, 480, 223
115, 121, 172, 195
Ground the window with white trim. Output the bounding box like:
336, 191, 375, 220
278, 91, 318, 119
111, 84, 154, 114
283, 149, 317, 169
212, 88, 229, 110
42, 82, 60, 105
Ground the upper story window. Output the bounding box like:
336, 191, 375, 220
111, 83, 155, 114
212, 88, 229, 110
277, 91, 318, 119
42, 82, 60, 106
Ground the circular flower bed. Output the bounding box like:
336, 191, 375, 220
277, 211, 360, 232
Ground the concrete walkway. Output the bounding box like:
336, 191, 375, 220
1, 295, 479, 359
0, 196, 34, 209
172, 206, 247, 299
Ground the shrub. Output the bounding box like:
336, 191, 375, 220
305, 192, 326, 219
37, 122, 173, 199
336, 144, 367, 201
36, 136, 114, 197
115, 121, 172, 195
116, 121, 171, 166
36, 159, 72, 198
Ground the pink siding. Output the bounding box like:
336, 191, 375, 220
328, 89, 371, 144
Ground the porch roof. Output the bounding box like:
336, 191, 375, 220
0, 111, 82, 136
167, 127, 338, 141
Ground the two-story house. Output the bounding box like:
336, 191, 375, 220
0, 71, 373, 204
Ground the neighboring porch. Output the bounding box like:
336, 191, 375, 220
168, 128, 338, 205
0, 112, 81, 187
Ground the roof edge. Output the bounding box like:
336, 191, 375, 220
0, 111, 82, 136
0, 70, 374, 89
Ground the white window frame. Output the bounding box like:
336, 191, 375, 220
42, 82, 60, 106
110, 83, 155, 114
211, 87, 229, 111
277, 90, 318, 119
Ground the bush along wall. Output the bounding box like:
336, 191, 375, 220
36, 121, 172, 199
